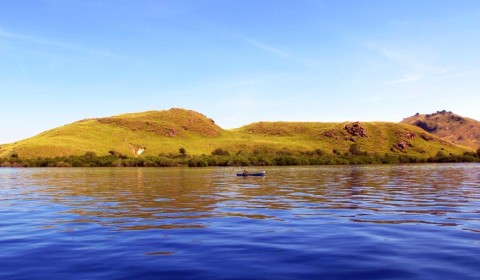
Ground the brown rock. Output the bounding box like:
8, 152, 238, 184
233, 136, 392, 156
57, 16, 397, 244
396, 140, 412, 150
419, 133, 434, 141
404, 132, 416, 139
344, 122, 367, 137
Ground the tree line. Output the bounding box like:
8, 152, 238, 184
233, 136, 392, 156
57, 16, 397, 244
2, 147, 480, 167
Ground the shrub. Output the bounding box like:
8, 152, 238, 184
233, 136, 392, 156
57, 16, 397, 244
84, 151, 97, 160
56, 161, 72, 167
211, 148, 230, 156
188, 157, 208, 167
348, 144, 367, 156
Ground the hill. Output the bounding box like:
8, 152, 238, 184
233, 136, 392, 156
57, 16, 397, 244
401, 110, 480, 150
0, 108, 470, 160
0, 108, 224, 158
230, 121, 466, 157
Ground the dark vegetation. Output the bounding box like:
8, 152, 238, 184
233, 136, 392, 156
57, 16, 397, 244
2, 147, 479, 168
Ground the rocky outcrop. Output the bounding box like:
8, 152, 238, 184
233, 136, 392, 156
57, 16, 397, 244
395, 140, 412, 150
404, 132, 416, 139
419, 133, 434, 141
344, 122, 367, 137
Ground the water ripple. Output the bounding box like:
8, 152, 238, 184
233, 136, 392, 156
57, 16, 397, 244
0, 164, 480, 279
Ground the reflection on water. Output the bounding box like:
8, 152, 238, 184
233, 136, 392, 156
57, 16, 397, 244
0, 164, 480, 279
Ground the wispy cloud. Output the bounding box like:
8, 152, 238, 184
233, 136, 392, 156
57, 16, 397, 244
244, 37, 320, 69
387, 73, 423, 84
245, 38, 291, 58
0, 28, 115, 58
364, 43, 425, 71
363, 42, 452, 84
0, 28, 70, 49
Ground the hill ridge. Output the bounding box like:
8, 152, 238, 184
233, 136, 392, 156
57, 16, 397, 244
93, 108, 222, 138
0, 108, 472, 159
401, 110, 480, 149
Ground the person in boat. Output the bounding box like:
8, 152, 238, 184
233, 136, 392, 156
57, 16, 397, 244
243, 170, 248, 176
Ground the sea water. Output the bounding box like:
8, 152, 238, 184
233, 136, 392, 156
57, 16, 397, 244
0, 164, 479, 279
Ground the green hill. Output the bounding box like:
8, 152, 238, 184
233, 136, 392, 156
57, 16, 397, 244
230, 121, 466, 157
0, 108, 469, 160
0, 108, 224, 158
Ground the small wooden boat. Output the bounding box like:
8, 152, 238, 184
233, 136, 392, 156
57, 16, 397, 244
237, 171, 266, 177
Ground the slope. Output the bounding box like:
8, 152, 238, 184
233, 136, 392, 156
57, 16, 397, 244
0, 108, 224, 158
229, 121, 466, 157
401, 110, 480, 149
0, 108, 469, 159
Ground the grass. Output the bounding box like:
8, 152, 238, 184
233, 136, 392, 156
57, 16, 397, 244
402, 111, 480, 150
0, 108, 470, 159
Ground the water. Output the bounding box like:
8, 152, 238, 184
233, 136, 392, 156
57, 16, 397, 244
0, 164, 479, 279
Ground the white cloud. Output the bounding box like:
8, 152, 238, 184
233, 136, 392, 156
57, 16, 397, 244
363, 42, 452, 84
244, 37, 320, 69
0, 27, 115, 58
0, 28, 69, 49
387, 73, 423, 84
245, 37, 291, 58
363, 43, 424, 70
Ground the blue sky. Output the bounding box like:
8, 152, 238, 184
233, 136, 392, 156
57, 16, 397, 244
1, 0, 479, 143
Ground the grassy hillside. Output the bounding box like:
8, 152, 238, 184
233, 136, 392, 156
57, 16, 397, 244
0, 108, 225, 158
230, 121, 466, 157
402, 110, 480, 149
0, 108, 469, 160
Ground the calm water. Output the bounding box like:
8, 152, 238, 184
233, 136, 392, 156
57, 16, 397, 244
1, 164, 479, 279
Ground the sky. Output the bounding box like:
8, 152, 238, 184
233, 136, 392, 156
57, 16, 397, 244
1, 0, 479, 143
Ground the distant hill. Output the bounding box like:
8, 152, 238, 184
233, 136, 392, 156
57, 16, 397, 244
0, 108, 470, 159
401, 110, 480, 150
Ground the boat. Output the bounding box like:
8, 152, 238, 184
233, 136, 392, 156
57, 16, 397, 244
237, 171, 266, 177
